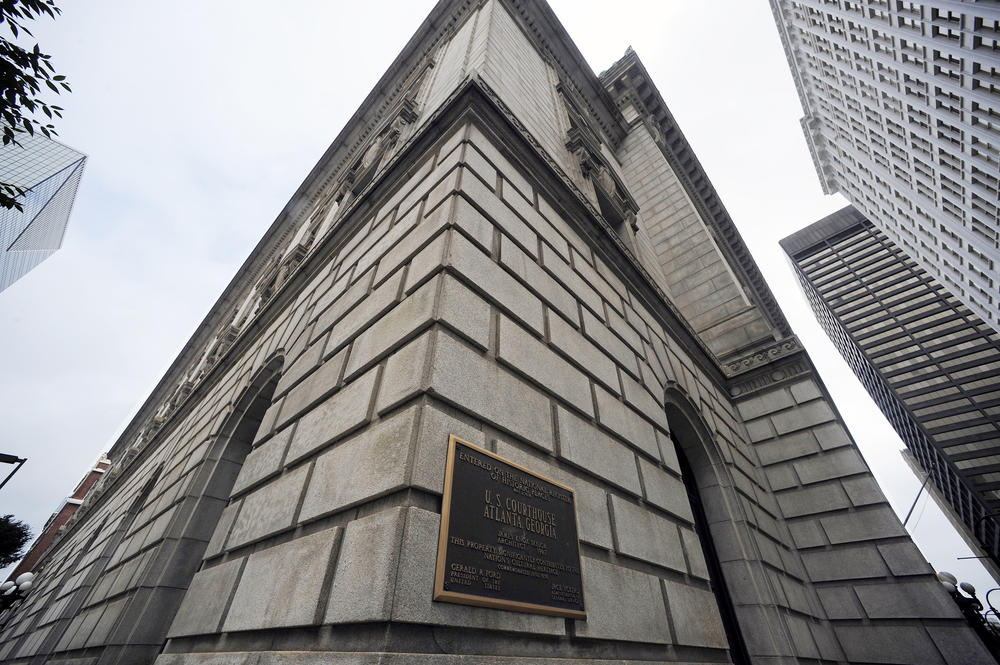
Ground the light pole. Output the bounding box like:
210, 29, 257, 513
0, 453, 26, 491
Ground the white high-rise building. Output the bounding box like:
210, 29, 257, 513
771, 0, 1000, 331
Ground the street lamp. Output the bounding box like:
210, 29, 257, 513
0, 572, 34, 613
937, 570, 1000, 659
0, 453, 26, 491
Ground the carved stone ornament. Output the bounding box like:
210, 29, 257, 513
722, 338, 804, 378
728, 359, 809, 398
557, 81, 639, 231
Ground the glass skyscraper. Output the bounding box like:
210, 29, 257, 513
0, 132, 86, 292
782, 205, 1000, 570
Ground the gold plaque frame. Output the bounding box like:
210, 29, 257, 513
433, 434, 587, 619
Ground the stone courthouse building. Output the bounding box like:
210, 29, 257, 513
0, 1, 990, 664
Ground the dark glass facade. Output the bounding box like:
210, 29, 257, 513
782, 205, 1000, 567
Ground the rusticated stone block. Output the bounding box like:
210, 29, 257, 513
500, 176, 570, 261
928, 625, 996, 665
461, 169, 538, 259
500, 234, 579, 327
556, 406, 640, 495
754, 430, 820, 465
610, 495, 686, 573
468, 125, 531, 205
231, 427, 292, 496
273, 334, 326, 398
547, 309, 619, 395
877, 540, 933, 576
770, 400, 835, 435
375, 330, 434, 414
620, 372, 668, 430
572, 557, 670, 644
580, 308, 639, 378
226, 463, 309, 549
817, 585, 863, 619
313, 267, 374, 335
222, 527, 340, 632
540, 243, 604, 320
790, 379, 822, 404
663, 580, 728, 649
834, 624, 944, 664
204, 500, 240, 559
428, 332, 553, 452
855, 580, 960, 619
447, 232, 544, 335
298, 405, 419, 522
437, 273, 491, 349
819, 505, 907, 544
735, 389, 795, 421
593, 386, 658, 459
276, 347, 349, 430
411, 400, 486, 494
655, 429, 681, 473
167, 558, 244, 637
801, 543, 888, 581
571, 248, 623, 315
637, 457, 692, 522
343, 277, 438, 378
793, 446, 867, 485
497, 314, 593, 417
776, 481, 849, 518
285, 365, 379, 465
325, 507, 406, 623
842, 475, 886, 506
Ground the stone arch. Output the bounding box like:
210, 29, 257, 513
93, 354, 285, 665
663, 383, 787, 664
19, 464, 167, 664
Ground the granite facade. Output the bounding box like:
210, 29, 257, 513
0, 1, 987, 664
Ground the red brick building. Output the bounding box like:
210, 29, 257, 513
8, 455, 111, 579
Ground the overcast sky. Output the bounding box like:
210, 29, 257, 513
1, 1, 993, 595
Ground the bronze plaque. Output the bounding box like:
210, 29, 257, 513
434, 435, 586, 619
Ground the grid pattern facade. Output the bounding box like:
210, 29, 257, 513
771, 0, 1000, 332
0, 133, 86, 292
782, 205, 1000, 564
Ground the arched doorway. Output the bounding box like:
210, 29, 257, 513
93, 355, 284, 665
666, 394, 751, 665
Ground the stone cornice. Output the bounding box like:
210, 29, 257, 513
600, 49, 793, 341
105, 0, 482, 462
